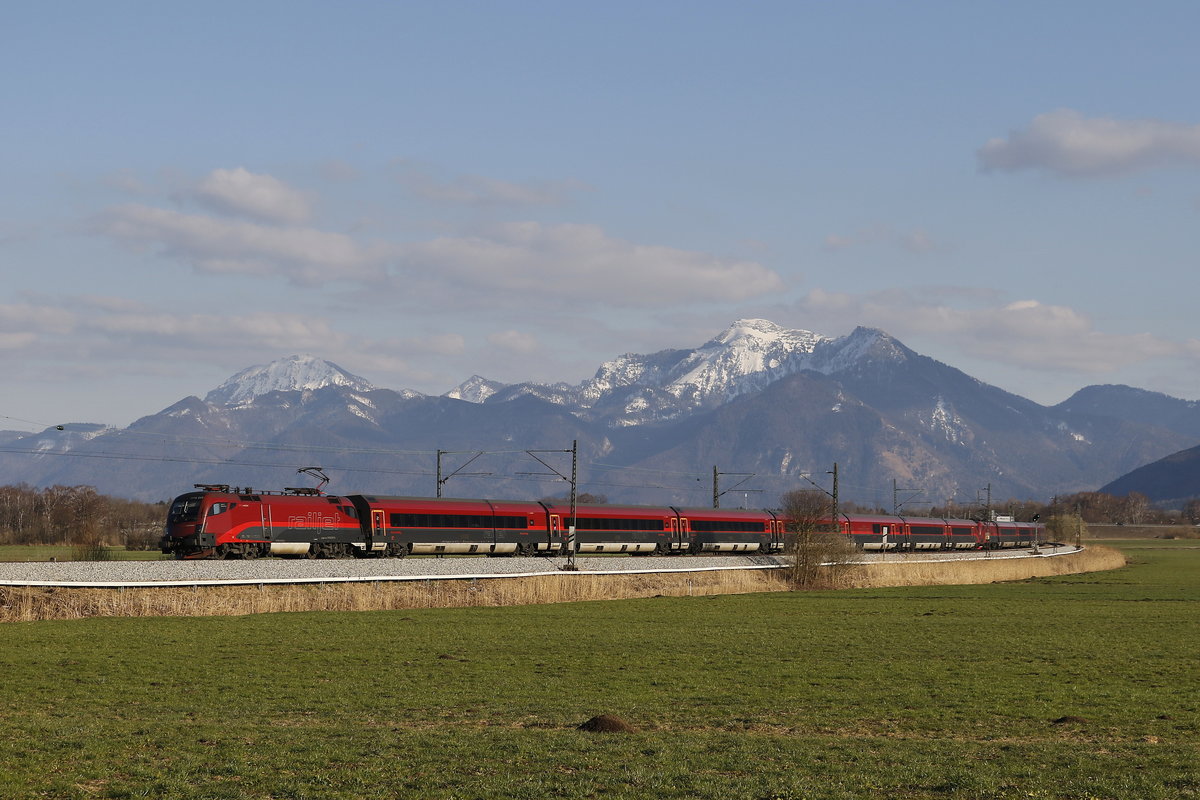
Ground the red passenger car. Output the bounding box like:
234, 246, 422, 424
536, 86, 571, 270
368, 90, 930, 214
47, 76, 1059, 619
540, 502, 676, 555
672, 507, 779, 553
347, 496, 550, 557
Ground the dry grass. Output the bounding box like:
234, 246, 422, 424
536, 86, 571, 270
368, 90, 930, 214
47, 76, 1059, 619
0, 569, 784, 623
0, 547, 1126, 623
842, 545, 1127, 589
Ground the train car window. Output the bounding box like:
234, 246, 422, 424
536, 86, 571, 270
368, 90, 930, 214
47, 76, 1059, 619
573, 516, 664, 531
691, 520, 764, 532
207, 503, 229, 516
388, 512, 500, 528
168, 495, 203, 523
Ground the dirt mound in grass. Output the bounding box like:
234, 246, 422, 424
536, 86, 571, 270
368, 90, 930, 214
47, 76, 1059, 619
577, 714, 637, 733
1051, 715, 1089, 725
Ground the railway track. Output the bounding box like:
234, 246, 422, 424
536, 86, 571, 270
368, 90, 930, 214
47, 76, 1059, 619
0, 547, 1079, 588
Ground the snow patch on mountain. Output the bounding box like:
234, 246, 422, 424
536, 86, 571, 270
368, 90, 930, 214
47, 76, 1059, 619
927, 396, 969, 443
1057, 421, 1091, 445
347, 403, 375, 422
206, 355, 377, 407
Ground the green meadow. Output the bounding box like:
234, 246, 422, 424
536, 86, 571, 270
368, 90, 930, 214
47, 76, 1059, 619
0, 542, 1195, 799
0, 545, 166, 562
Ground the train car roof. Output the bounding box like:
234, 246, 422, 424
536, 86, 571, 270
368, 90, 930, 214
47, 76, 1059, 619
839, 513, 905, 524
671, 506, 773, 518
348, 495, 543, 511
540, 502, 675, 516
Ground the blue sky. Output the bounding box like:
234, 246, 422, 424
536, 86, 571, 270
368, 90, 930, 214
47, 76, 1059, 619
3, 1, 1200, 428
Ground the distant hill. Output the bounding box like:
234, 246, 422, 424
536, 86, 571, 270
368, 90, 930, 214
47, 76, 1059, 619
1, 320, 1198, 506
1100, 443, 1200, 505
1053, 385, 1200, 439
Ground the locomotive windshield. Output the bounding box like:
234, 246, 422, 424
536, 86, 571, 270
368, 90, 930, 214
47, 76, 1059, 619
167, 494, 204, 524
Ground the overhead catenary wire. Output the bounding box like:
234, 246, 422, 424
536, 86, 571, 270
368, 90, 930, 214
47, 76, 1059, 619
0, 443, 713, 497
2, 410, 891, 503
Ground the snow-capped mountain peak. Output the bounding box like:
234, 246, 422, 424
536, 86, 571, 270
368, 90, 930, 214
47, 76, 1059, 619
205, 354, 377, 407
705, 318, 820, 349
683, 318, 828, 385
808, 327, 909, 375
445, 375, 508, 403
640, 319, 826, 407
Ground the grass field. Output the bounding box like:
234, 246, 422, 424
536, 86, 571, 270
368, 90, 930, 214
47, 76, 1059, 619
0, 541, 1195, 799
0, 544, 166, 562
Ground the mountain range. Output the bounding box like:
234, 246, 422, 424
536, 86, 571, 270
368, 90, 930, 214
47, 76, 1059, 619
3, 319, 1198, 507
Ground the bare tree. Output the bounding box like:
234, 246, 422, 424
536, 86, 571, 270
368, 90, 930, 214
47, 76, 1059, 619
1184, 499, 1200, 526
780, 489, 856, 589
37, 486, 76, 544
1045, 507, 1088, 545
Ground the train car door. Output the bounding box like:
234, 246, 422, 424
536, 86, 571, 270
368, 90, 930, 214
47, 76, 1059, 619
769, 518, 782, 553
677, 516, 689, 552
371, 509, 385, 548
549, 514, 562, 554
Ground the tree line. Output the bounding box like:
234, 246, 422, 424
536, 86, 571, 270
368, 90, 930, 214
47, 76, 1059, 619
0, 484, 165, 549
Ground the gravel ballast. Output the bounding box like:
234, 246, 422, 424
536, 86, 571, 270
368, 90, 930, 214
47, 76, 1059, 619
0, 547, 1076, 587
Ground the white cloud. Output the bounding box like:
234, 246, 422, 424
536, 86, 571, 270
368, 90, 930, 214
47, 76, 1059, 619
102, 169, 154, 196
96, 198, 774, 310
979, 109, 1200, 177
90, 308, 349, 353
192, 167, 315, 224
0, 303, 76, 336
406, 333, 466, 356
794, 290, 1190, 374
0, 332, 37, 349
96, 204, 392, 285
488, 330, 539, 354
400, 221, 784, 307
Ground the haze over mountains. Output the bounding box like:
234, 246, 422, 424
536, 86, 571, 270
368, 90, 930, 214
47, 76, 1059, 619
3, 319, 1198, 507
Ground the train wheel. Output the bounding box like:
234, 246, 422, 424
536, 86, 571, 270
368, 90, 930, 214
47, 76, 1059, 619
654, 541, 670, 556
241, 544, 259, 560
306, 542, 324, 559
214, 544, 234, 560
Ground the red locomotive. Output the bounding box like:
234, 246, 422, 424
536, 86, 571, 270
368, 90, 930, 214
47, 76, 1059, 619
161, 484, 1044, 559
